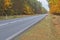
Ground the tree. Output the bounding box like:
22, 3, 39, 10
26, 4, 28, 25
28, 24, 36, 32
3, 0, 13, 16
42, 7, 47, 14
0, 0, 3, 16
26, 0, 42, 14
0, 0, 47, 16
23, 1, 34, 15
48, 0, 60, 15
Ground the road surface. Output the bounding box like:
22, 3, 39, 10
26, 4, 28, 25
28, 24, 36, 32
0, 14, 47, 40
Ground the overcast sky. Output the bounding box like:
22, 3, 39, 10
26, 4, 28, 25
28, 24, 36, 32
38, 0, 49, 11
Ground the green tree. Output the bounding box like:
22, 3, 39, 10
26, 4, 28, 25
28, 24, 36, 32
42, 7, 47, 14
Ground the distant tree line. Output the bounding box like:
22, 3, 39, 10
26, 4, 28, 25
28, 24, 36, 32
0, 0, 47, 16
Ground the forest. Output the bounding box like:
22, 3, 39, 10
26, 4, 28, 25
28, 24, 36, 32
0, 0, 47, 16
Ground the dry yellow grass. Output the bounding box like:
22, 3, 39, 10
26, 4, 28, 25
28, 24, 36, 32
13, 14, 57, 40
52, 15, 60, 40
0, 15, 33, 20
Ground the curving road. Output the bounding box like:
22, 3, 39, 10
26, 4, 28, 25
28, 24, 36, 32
0, 14, 47, 40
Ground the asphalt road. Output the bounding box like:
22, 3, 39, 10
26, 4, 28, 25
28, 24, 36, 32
0, 14, 47, 40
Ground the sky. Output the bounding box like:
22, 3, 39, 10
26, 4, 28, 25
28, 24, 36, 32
38, 0, 49, 11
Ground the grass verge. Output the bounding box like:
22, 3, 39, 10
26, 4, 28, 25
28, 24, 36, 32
13, 14, 56, 40
0, 15, 33, 20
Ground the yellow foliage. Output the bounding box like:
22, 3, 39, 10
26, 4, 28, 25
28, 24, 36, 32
23, 2, 34, 15
49, 0, 60, 14
4, 0, 12, 9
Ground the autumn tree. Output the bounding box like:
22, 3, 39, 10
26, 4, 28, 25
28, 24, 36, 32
23, 0, 34, 15
48, 0, 60, 15
2, 0, 13, 16
0, 0, 47, 16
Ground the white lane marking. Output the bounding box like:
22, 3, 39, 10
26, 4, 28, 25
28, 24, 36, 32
0, 16, 40, 26
0, 23, 9, 26
6, 25, 31, 40
0, 20, 22, 26
6, 19, 40, 40
6, 15, 47, 40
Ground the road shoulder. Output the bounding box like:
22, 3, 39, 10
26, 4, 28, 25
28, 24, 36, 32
13, 15, 55, 40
